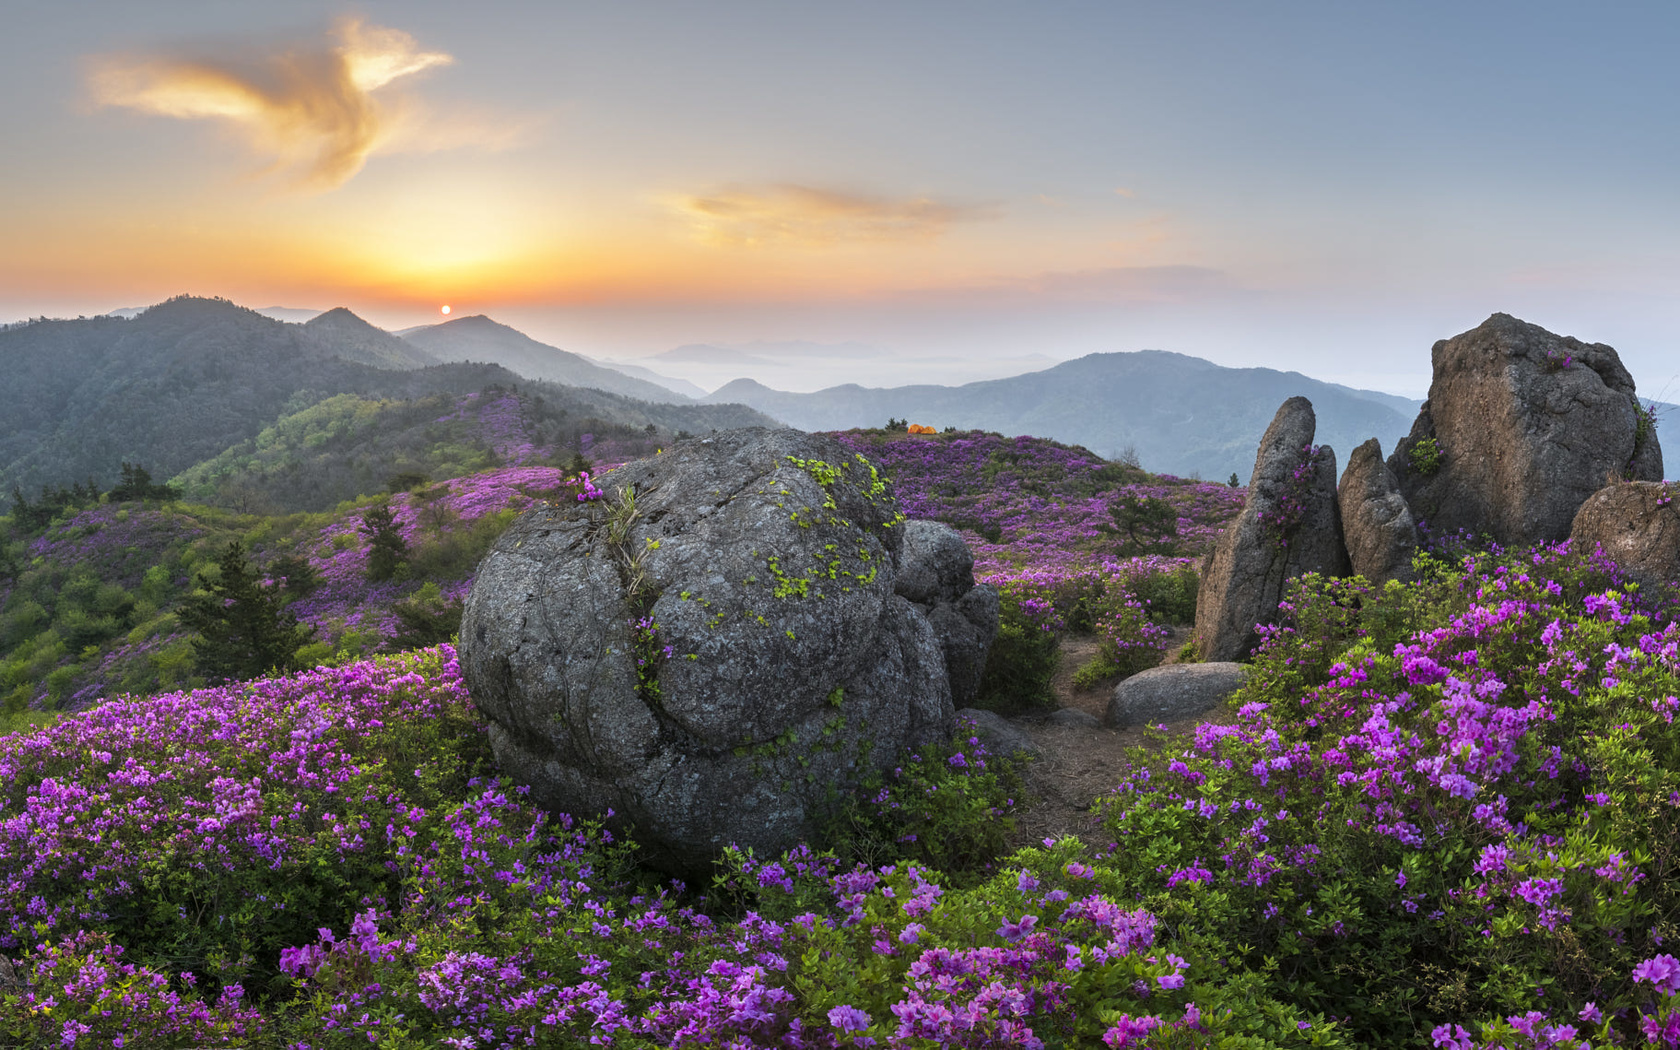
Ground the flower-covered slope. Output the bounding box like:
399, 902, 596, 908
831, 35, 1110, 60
4, 426, 1237, 714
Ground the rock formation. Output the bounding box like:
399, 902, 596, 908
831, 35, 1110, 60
957, 709, 1039, 759
1107, 662, 1248, 728
1337, 438, 1418, 584
1388, 313, 1663, 547
1570, 481, 1680, 601
459, 428, 987, 874
1194, 397, 1350, 662
895, 519, 999, 708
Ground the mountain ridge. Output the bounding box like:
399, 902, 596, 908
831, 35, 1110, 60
399, 315, 695, 403
702, 349, 1428, 479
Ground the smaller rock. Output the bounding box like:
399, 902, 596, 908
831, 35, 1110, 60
1106, 663, 1248, 728
1338, 438, 1418, 585
895, 519, 977, 605
927, 584, 1000, 708
956, 708, 1039, 759
1570, 481, 1680, 600
1043, 708, 1102, 729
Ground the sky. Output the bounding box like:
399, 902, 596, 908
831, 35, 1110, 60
4, 0, 1680, 399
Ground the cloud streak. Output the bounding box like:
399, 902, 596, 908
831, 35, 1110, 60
87, 19, 455, 189
673, 185, 993, 246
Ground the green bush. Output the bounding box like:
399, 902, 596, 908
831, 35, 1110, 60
1409, 434, 1442, 475
811, 727, 1025, 884
974, 588, 1060, 711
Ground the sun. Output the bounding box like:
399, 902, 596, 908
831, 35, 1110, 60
440, 304, 451, 315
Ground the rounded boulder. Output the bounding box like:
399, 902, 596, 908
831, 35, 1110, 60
459, 428, 969, 874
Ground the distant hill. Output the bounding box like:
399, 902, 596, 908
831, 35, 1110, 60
0, 296, 777, 508
170, 384, 766, 513
580, 356, 709, 399
299, 307, 438, 370
399, 316, 694, 403
703, 350, 1430, 480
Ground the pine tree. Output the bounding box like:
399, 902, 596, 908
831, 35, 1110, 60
1097, 493, 1179, 557
360, 503, 409, 582
267, 553, 320, 597
108, 462, 179, 503
177, 541, 315, 684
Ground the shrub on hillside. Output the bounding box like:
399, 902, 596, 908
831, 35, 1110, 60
974, 586, 1061, 712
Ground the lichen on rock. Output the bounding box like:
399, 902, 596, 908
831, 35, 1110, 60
459, 427, 988, 874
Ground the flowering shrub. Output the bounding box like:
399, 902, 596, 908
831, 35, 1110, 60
1073, 595, 1174, 687
1092, 539, 1680, 1045
0, 645, 1345, 1048
832, 428, 1243, 579
975, 584, 1064, 711
813, 724, 1024, 880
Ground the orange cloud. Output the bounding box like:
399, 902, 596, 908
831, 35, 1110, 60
86, 19, 454, 189
672, 184, 994, 247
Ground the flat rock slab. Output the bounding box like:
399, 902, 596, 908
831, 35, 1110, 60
1106, 662, 1248, 728
1043, 708, 1102, 729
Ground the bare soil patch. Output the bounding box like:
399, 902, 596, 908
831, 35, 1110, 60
1002, 630, 1231, 853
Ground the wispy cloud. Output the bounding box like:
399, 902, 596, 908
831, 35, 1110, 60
672, 185, 993, 246
86, 19, 501, 190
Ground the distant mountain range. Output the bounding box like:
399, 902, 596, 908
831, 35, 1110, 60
12, 296, 1667, 500
0, 297, 775, 506
698, 351, 1427, 480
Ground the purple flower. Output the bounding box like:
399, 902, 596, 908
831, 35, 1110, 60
996, 914, 1038, 943
1635, 954, 1680, 996
828, 1004, 871, 1032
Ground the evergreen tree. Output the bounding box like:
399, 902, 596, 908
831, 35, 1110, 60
267, 552, 320, 597
1097, 493, 1180, 557
177, 541, 315, 684
384, 583, 463, 652
108, 461, 179, 502
360, 503, 408, 582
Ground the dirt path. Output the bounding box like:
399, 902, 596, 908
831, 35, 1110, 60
1001, 631, 1230, 852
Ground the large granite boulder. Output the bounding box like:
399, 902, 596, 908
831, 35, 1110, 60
1106, 662, 1248, 728
1338, 438, 1418, 584
459, 428, 978, 874
1570, 481, 1680, 601
895, 519, 1000, 708
1388, 314, 1664, 548
1194, 397, 1350, 662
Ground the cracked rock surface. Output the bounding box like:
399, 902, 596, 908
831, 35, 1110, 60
1571, 481, 1680, 601
1387, 313, 1663, 547
1338, 437, 1418, 585
460, 427, 976, 875
1193, 397, 1349, 663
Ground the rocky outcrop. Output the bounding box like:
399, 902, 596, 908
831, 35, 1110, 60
1193, 397, 1350, 662
1106, 662, 1248, 728
1570, 482, 1680, 601
1388, 314, 1663, 548
1338, 438, 1418, 584
459, 428, 986, 875
895, 520, 1000, 708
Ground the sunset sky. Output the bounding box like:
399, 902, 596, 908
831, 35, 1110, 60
5, 1, 1680, 397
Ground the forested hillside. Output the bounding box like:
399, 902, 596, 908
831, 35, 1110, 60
171, 386, 769, 513
0, 297, 773, 509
